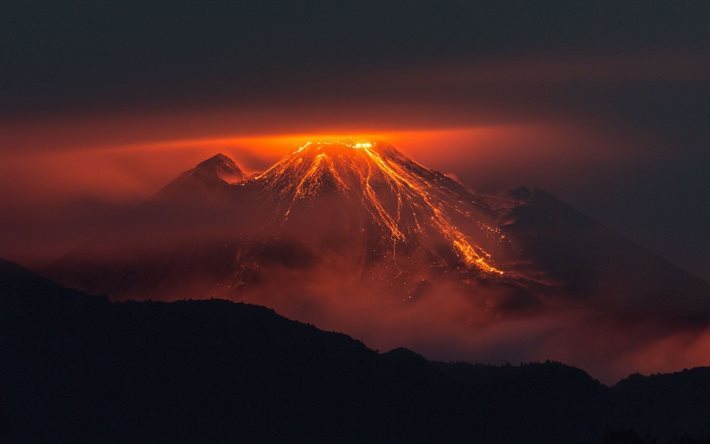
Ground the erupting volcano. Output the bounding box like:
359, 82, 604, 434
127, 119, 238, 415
50, 140, 529, 302
46, 139, 710, 379
257, 140, 505, 275
49, 140, 710, 312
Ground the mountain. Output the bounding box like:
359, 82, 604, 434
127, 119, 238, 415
157, 153, 245, 200
45, 141, 710, 379
48, 141, 710, 312
48, 141, 523, 300
3, 260, 710, 443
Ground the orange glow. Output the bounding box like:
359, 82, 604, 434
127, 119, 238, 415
0, 113, 641, 276
112, 129, 470, 159
256, 140, 503, 274
2, 114, 707, 383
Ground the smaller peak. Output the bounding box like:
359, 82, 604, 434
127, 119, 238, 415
158, 153, 245, 198
194, 153, 244, 184
198, 153, 238, 168
194, 153, 245, 184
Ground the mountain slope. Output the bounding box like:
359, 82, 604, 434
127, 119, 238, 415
502, 187, 710, 318
4, 260, 710, 443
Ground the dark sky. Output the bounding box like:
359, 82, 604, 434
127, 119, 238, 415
1, 0, 709, 280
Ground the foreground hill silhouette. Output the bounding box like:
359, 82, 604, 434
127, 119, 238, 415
2, 259, 710, 443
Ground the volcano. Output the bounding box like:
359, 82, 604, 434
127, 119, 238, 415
49, 140, 710, 315
51, 142, 520, 298
252, 141, 508, 275
46, 140, 710, 379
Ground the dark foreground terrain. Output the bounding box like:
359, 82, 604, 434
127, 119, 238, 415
2, 259, 709, 443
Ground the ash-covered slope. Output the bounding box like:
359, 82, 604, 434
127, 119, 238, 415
502, 187, 710, 318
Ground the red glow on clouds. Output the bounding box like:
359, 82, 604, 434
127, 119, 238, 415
1, 80, 707, 383
0, 112, 640, 206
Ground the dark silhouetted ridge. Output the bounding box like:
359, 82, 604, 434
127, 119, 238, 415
2, 260, 710, 443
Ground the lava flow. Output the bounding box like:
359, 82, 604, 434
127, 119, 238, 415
254, 140, 505, 275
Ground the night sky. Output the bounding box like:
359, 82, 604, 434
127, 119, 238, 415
2, 0, 709, 280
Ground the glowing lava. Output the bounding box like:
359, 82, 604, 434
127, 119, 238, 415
254, 140, 504, 275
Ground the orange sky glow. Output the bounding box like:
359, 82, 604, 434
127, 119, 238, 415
0, 109, 638, 205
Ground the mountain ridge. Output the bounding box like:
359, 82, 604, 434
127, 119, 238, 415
3, 259, 710, 443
